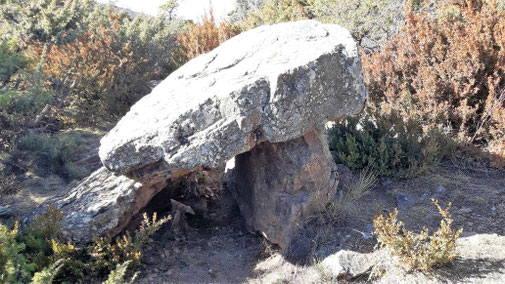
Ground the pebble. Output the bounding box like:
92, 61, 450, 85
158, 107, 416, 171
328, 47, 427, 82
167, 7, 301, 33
459, 207, 473, 214
436, 185, 447, 194
396, 194, 414, 208
208, 269, 217, 278
491, 207, 496, 211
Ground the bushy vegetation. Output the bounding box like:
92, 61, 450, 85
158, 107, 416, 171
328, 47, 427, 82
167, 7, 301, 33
17, 133, 84, 180
239, 0, 312, 30
0, 206, 168, 283
0, 0, 181, 129
308, 0, 407, 52
177, 9, 240, 61
328, 112, 455, 178
0, 0, 182, 189
236, 0, 505, 172
362, 0, 505, 168
373, 199, 462, 272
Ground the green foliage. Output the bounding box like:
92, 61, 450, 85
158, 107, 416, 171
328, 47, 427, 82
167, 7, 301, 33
90, 212, 170, 271
1, 207, 169, 283
103, 261, 138, 284
159, 0, 179, 20
0, 222, 36, 284
0, 0, 96, 45
328, 111, 454, 179
239, 0, 311, 30
0, 38, 26, 87
30, 258, 66, 284
16, 133, 84, 180
0, 0, 181, 128
308, 0, 408, 51
230, 0, 265, 21
19, 205, 65, 271
373, 199, 462, 272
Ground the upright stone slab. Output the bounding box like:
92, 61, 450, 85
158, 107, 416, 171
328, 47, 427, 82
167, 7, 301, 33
227, 129, 338, 248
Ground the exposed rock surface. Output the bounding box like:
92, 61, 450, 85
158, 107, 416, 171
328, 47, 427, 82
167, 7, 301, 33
99, 19, 366, 182
32, 167, 167, 243
226, 128, 338, 248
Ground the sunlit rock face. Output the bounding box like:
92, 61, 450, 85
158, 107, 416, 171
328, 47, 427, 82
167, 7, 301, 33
99, 20, 366, 183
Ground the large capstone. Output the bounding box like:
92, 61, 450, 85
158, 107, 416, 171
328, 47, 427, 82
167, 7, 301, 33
99, 20, 366, 182
35, 20, 367, 246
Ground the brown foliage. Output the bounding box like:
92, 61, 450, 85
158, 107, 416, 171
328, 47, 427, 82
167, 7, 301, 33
28, 13, 152, 124
177, 9, 241, 61
362, 0, 505, 168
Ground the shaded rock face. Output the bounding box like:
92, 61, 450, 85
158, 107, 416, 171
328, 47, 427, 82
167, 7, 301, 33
99, 20, 366, 183
227, 129, 338, 248
34, 20, 367, 245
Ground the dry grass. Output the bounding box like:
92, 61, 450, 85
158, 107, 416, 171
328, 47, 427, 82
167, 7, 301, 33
311, 168, 378, 225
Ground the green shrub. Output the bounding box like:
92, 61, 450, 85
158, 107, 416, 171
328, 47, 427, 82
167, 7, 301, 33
0, 38, 26, 87
30, 258, 66, 284
0, 0, 96, 45
103, 261, 138, 284
373, 199, 462, 272
239, 0, 311, 30
19, 205, 65, 271
90, 212, 170, 271
16, 133, 84, 180
1, 207, 169, 283
308, 0, 409, 52
328, 111, 454, 179
1, 1, 181, 126
0, 222, 36, 284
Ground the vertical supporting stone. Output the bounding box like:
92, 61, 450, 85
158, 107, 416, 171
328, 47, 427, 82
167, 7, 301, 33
228, 128, 338, 248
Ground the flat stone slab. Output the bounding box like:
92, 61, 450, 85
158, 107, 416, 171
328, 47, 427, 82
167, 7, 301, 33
99, 20, 367, 181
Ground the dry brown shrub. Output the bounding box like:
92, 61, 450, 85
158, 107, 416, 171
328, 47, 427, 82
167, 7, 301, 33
27, 12, 152, 124
177, 9, 241, 61
362, 0, 505, 168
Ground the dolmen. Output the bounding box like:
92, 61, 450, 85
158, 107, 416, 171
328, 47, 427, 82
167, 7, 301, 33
34, 20, 367, 248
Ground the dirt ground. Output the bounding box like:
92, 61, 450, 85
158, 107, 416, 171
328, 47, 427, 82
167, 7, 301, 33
135, 160, 505, 283
2, 136, 505, 283
0, 128, 104, 224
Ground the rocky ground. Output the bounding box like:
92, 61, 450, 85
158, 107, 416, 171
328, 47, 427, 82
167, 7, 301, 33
2, 19, 505, 281
2, 128, 505, 284
133, 159, 505, 283
2, 145, 505, 283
